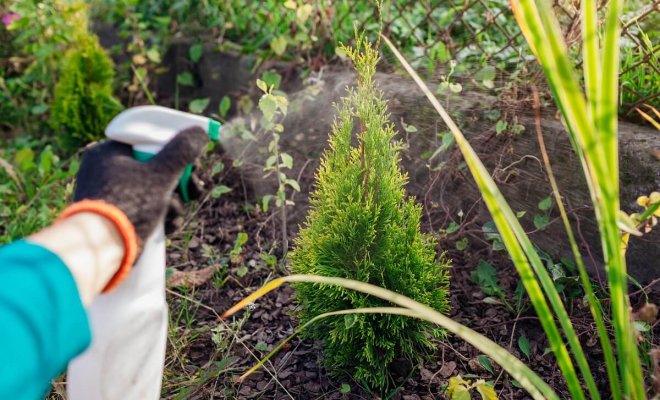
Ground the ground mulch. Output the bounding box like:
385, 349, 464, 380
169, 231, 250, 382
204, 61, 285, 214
162, 145, 658, 400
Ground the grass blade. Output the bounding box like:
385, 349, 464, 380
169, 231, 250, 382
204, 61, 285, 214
509, 0, 645, 397
382, 34, 594, 400
582, 0, 600, 125
635, 107, 660, 129
601, 3, 645, 396
532, 87, 621, 398
223, 277, 559, 400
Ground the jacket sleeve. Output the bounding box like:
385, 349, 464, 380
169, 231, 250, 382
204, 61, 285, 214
0, 240, 91, 400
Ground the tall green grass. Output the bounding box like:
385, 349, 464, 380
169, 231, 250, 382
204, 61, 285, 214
223, 0, 647, 398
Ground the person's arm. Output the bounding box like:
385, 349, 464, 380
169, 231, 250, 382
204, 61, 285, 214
0, 212, 124, 399
30, 212, 125, 305
0, 127, 207, 399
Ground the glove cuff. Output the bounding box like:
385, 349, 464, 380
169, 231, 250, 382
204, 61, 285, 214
58, 199, 138, 293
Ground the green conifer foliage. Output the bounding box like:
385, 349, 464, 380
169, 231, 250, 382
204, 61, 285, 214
290, 36, 450, 391
49, 35, 122, 151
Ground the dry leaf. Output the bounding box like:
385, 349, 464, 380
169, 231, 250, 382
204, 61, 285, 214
167, 265, 218, 288
651, 348, 660, 395
439, 361, 457, 378
633, 303, 658, 324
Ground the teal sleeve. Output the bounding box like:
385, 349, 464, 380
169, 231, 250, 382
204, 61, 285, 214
0, 240, 91, 400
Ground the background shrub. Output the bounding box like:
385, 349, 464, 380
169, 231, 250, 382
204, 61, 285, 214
290, 36, 450, 391
0, 0, 88, 136
49, 34, 123, 151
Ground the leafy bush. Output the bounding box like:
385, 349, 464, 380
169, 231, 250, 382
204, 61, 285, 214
0, 140, 79, 243
49, 35, 123, 151
0, 0, 88, 135
290, 35, 450, 391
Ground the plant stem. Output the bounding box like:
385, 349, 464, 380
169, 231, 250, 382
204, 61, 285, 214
273, 132, 288, 258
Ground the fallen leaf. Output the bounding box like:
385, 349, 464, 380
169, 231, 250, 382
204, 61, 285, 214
420, 367, 437, 382
439, 361, 457, 378
633, 303, 658, 324
651, 348, 660, 394
167, 265, 218, 288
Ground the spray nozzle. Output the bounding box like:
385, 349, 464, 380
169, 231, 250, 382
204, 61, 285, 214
105, 105, 221, 202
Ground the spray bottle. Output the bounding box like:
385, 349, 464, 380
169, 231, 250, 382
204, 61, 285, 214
67, 106, 221, 400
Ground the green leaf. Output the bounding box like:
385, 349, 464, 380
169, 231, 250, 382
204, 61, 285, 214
219, 96, 231, 117
270, 35, 288, 56
495, 120, 507, 135
516, 211, 526, 218
255, 341, 268, 352
266, 155, 277, 168
165, 267, 175, 281
285, 179, 300, 192
211, 162, 225, 176
262, 195, 273, 212
189, 43, 203, 62
633, 320, 650, 332
482, 221, 501, 241
446, 221, 460, 234
15, 148, 35, 172
340, 383, 351, 394
189, 98, 210, 114
449, 82, 462, 93
471, 260, 503, 297
344, 313, 357, 329
478, 355, 495, 374
296, 3, 313, 24
177, 72, 194, 86
518, 336, 532, 359
236, 266, 248, 277
260, 253, 277, 268
259, 94, 278, 121
261, 70, 282, 90
538, 196, 553, 211
235, 232, 248, 246
476, 381, 498, 400
455, 237, 468, 251
274, 95, 288, 114
475, 66, 496, 81
256, 79, 268, 93
403, 122, 418, 133
146, 48, 161, 63
548, 263, 565, 281
281, 153, 293, 169
211, 185, 232, 198
533, 214, 549, 229
31, 104, 48, 115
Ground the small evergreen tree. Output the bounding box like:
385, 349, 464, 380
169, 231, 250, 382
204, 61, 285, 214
290, 35, 450, 391
49, 34, 122, 151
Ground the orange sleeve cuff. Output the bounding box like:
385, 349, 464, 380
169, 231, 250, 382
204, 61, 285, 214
58, 200, 139, 293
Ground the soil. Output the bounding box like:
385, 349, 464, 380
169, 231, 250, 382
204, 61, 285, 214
94, 34, 659, 399
161, 145, 659, 399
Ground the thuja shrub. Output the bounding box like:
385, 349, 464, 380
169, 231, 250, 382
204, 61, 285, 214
49, 34, 122, 151
290, 35, 450, 391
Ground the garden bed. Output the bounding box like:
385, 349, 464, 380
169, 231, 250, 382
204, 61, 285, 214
161, 145, 657, 399
151, 40, 660, 397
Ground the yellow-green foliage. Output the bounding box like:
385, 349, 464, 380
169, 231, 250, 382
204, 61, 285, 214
290, 36, 450, 391
49, 35, 122, 151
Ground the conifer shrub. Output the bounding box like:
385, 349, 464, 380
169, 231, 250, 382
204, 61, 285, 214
290, 35, 450, 391
49, 35, 122, 151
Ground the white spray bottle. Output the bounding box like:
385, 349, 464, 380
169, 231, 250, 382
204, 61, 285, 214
67, 106, 221, 400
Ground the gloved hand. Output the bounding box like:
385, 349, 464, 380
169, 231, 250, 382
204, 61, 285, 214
73, 127, 209, 249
